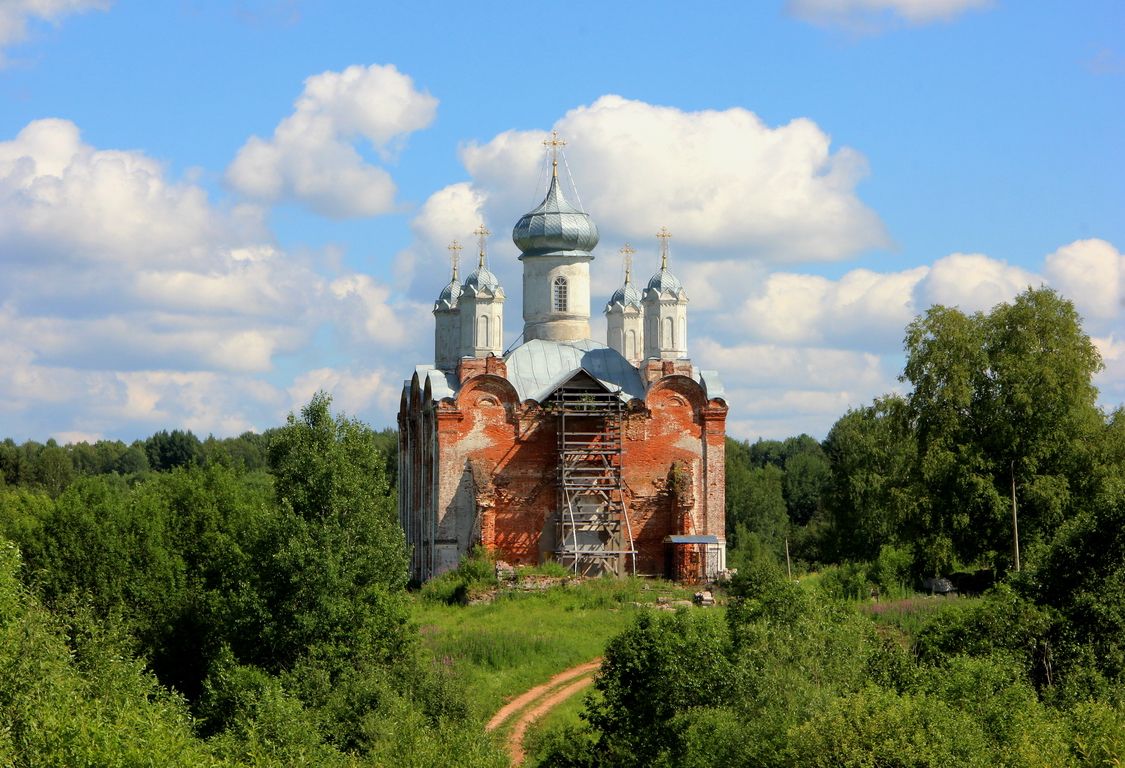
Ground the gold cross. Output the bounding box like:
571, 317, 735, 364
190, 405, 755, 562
473, 224, 491, 268
447, 239, 462, 281
620, 243, 636, 284
656, 227, 672, 270
543, 129, 567, 177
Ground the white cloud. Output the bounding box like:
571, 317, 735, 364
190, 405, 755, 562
1092, 335, 1125, 412
453, 96, 887, 265
0, 0, 109, 60
393, 182, 487, 289
329, 274, 431, 349
787, 0, 991, 30
0, 118, 418, 439
1045, 239, 1124, 322
287, 366, 401, 419
917, 252, 1042, 313
227, 63, 437, 218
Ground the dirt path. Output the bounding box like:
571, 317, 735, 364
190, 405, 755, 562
486, 658, 602, 766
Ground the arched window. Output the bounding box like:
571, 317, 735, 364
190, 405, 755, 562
493, 315, 501, 347
663, 316, 674, 348
477, 315, 489, 348
626, 329, 637, 360
553, 276, 568, 312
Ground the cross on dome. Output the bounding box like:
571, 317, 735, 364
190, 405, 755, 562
447, 239, 462, 281
656, 226, 672, 270
543, 130, 567, 178
620, 243, 636, 285
473, 223, 491, 268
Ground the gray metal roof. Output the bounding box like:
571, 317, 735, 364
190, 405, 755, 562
464, 265, 500, 291
645, 267, 684, 295
697, 369, 725, 401
434, 279, 461, 310
412, 365, 458, 401
664, 535, 720, 544
504, 339, 645, 403
512, 173, 599, 256
605, 282, 642, 311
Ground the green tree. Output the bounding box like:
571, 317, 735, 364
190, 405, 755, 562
822, 395, 917, 562
145, 429, 204, 471
979, 288, 1104, 559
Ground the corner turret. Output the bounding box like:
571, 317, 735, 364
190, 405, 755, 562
642, 227, 689, 360
459, 224, 505, 358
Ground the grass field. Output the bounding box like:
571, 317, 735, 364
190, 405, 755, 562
412, 575, 698, 720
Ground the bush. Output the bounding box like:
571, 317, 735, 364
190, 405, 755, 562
815, 562, 873, 602
420, 548, 498, 606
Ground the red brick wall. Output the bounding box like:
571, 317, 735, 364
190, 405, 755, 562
403, 365, 728, 580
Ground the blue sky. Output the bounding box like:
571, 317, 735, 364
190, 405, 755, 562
0, 0, 1122, 443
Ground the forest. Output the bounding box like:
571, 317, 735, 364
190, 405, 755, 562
1, 287, 1123, 766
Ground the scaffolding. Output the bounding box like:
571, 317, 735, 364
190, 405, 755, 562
553, 374, 637, 577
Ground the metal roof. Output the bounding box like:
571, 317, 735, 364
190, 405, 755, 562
411, 365, 458, 401
512, 173, 599, 256
464, 265, 500, 291
504, 339, 645, 403
434, 279, 461, 310
605, 282, 643, 311
645, 267, 684, 294
697, 369, 725, 401
663, 535, 720, 544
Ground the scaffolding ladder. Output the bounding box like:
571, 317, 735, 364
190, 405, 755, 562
553, 380, 637, 577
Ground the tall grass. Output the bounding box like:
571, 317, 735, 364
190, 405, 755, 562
413, 576, 697, 718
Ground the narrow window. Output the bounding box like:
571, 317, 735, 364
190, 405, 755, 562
477, 315, 489, 348
626, 329, 637, 359
663, 316, 674, 348
553, 276, 568, 312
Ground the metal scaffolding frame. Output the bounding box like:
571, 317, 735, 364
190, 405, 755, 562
552, 374, 637, 577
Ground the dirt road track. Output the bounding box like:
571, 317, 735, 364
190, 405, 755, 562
485, 658, 602, 766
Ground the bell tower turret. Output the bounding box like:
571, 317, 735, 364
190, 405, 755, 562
605, 243, 644, 366
433, 239, 463, 371
459, 224, 505, 358
642, 227, 689, 360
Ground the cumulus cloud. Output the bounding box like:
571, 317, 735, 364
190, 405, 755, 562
691, 240, 1121, 439
458, 96, 887, 263
227, 63, 437, 218
393, 182, 487, 289
287, 366, 402, 419
0, 118, 418, 439
787, 0, 991, 30
917, 252, 1042, 313
0, 0, 109, 61
1045, 239, 1124, 322
402, 95, 889, 307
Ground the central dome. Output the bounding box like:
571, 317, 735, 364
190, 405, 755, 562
512, 173, 599, 255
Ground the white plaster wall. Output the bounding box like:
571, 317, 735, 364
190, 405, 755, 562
434, 310, 460, 370
643, 295, 688, 360
459, 293, 504, 357
521, 255, 592, 341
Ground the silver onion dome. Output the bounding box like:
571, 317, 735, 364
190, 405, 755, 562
512, 172, 599, 255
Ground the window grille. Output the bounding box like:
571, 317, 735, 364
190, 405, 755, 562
553, 276, 568, 312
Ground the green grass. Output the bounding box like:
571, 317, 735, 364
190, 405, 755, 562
521, 685, 601, 765
412, 576, 696, 719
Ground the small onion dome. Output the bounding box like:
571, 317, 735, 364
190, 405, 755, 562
646, 267, 684, 294
606, 282, 642, 310
464, 264, 501, 292
434, 279, 461, 310
512, 173, 599, 255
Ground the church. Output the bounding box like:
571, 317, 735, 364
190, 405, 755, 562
398, 137, 728, 583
